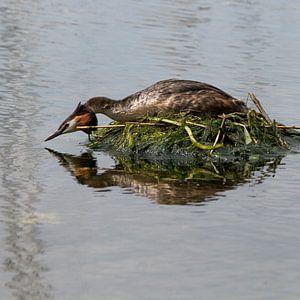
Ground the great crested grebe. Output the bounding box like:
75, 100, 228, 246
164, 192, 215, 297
45, 79, 248, 141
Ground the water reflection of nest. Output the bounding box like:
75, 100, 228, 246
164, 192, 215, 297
45, 148, 283, 205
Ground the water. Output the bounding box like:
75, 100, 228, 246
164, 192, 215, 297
0, 1, 299, 299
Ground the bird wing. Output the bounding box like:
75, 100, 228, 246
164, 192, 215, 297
122, 79, 234, 104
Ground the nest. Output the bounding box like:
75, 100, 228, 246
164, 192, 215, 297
85, 94, 299, 163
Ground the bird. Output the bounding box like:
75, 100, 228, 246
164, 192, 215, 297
45, 79, 248, 141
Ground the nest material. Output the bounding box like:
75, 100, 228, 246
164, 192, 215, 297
89, 109, 295, 161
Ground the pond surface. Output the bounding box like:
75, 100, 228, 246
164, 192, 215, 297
0, 1, 300, 299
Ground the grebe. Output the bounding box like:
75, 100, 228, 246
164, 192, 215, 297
45, 79, 248, 141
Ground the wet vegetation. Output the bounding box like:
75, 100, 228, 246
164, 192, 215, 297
89, 109, 299, 164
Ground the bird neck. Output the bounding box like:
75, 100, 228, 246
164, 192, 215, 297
85, 96, 118, 113
85, 96, 132, 122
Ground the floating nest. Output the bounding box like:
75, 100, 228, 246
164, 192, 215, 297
87, 95, 299, 164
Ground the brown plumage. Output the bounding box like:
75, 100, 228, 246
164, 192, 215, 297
45, 79, 248, 141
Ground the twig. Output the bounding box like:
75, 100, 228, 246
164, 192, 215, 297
249, 93, 272, 124
266, 125, 300, 130
77, 122, 166, 130
209, 115, 226, 155
77, 125, 125, 129
247, 93, 290, 146
185, 121, 207, 128
150, 118, 181, 127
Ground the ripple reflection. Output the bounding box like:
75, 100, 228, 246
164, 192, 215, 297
0, 2, 52, 299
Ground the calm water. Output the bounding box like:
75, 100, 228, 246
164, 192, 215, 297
0, 1, 300, 299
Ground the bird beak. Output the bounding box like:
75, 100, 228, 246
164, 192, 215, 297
44, 127, 65, 141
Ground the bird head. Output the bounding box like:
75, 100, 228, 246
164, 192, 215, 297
45, 102, 98, 141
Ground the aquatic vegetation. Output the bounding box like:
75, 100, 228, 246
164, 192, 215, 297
89, 111, 292, 160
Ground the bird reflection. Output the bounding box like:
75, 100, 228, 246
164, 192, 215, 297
45, 148, 282, 205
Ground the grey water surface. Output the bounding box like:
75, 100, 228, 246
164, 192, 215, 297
0, 1, 300, 299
